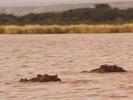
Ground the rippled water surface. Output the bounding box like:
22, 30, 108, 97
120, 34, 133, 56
0, 34, 133, 100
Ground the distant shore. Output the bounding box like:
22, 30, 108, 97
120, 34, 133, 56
0, 24, 133, 34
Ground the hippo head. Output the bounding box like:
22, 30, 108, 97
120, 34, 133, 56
99, 64, 126, 72
19, 78, 28, 82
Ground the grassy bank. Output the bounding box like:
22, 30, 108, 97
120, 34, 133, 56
1, 24, 133, 34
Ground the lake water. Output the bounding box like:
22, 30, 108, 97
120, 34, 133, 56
0, 34, 133, 100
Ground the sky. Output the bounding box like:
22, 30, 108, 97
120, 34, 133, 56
0, 0, 132, 6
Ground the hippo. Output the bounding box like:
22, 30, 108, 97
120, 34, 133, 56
19, 74, 61, 82
90, 65, 127, 73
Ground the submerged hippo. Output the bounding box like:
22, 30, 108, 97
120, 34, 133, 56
90, 65, 127, 73
19, 74, 61, 82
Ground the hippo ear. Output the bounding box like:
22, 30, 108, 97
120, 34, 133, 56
55, 74, 58, 77
37, 74, 42, 77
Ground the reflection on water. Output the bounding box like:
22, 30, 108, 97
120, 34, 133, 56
0, 34, 133, 100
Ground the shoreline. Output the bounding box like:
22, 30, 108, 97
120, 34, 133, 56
1, 24, 133, 34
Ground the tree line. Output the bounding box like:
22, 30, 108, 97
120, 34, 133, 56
0, 4, 133, 25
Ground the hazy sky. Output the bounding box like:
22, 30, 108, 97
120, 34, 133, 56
0, 0, 132, 6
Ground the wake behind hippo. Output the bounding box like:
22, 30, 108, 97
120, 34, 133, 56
90, 65, 127, 73
20, 74, 61, 82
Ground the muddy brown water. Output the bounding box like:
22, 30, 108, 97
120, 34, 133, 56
0, 34, 133, 100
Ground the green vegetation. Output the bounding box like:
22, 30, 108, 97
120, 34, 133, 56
0, 4, 133, 25
1, 24, 133, 34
